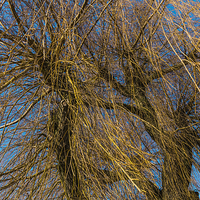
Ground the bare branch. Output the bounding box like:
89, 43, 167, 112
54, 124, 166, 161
0, 89, 51, 129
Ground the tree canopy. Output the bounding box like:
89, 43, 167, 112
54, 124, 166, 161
0, 0, 200, 199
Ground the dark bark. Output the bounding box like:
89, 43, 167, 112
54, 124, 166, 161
122, 70, 196, 199
49, 100, 81, 199
162, 138, 193, 200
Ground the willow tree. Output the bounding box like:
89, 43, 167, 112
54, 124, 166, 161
0, 0, 200, 199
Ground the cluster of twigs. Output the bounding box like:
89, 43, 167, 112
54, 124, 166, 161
0, 0, 200, 199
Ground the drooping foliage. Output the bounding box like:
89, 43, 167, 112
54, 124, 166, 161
0, 0, 200, 199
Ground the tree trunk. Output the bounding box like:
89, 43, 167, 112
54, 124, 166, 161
56, 129, 80, 199
162, 137, 193, 200
50, 101, 81, 199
